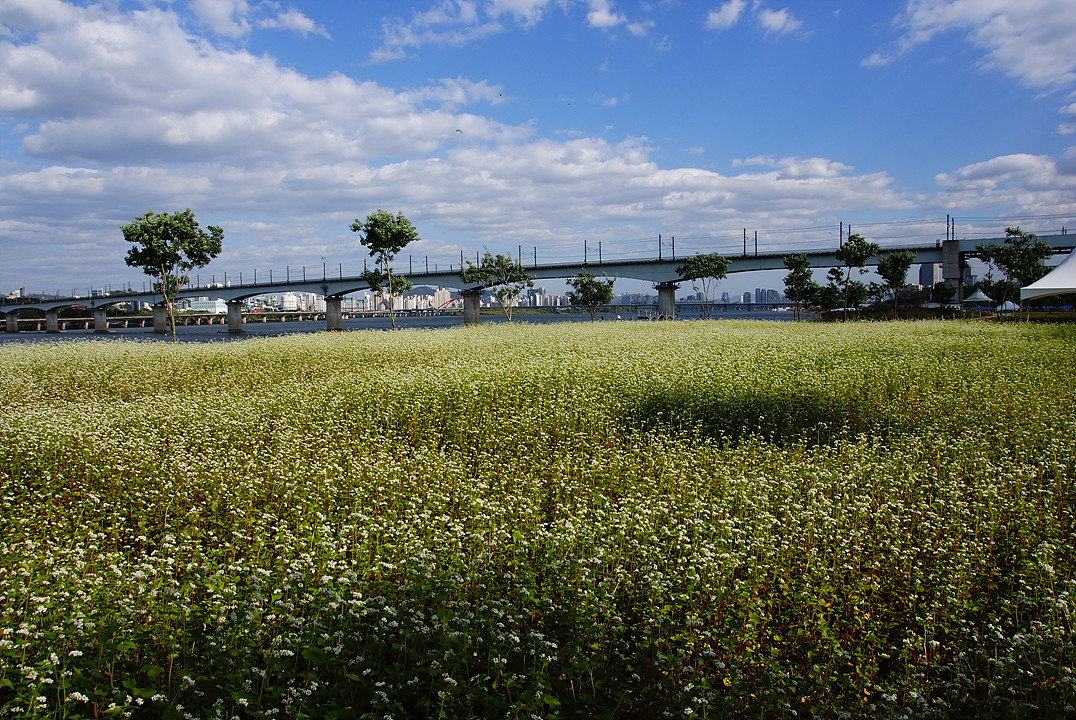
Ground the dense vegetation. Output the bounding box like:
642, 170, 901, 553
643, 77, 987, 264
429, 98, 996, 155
1, 321, 1074, 719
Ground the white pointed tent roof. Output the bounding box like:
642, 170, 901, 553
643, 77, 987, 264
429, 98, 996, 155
1022, 247, 1076, 301
962, 289, 992, 303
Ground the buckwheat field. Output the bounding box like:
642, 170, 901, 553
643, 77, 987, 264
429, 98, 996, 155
1, 320, 1074, 719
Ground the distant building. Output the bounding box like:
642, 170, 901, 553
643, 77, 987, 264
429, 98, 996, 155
919, 263, 942, 286
741, 291, 752, 304
186, 298, 227, 314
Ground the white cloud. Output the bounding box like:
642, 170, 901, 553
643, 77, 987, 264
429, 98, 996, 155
704, 0, 745, 31
872, 0, 1076, 92
591, 92, 629, 107
860, 51, 892, 69
773, 157, 851, 179
933, 151, 1076, 217
586, 0, 626, 29
372, 0, 650, 60
1059, 103, 1076, 135
756, 7, 802, 36
732, 155, 776, 167
372, 1, 504, 62
705, 1, 801, 37
190, 0, 250, 38
258, 9, 329, 39
486, 0, 554, 27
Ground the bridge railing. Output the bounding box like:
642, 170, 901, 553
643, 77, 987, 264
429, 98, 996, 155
9, 229, 1074, 305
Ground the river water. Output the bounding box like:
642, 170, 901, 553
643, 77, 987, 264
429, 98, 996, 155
0, 308, 800, 344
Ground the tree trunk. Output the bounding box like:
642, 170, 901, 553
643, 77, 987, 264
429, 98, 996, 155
166, 299, 177, 342
387, 265, 397, 330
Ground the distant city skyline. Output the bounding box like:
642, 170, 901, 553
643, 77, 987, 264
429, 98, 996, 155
2, 1, 1075, 297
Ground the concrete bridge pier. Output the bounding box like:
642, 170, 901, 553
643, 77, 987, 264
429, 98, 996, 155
152, 305, 168, 333
325, 296, 343, 331
942, 237, 966, 301
5, 313, 18, 333
93, 308, 109, 333
462, 288, 482, 326
656, 282, 678, 318
46, 310, 60, 333
227, 300, 244, 333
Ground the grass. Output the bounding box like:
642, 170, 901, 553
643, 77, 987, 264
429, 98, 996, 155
1, 320, 1075, 719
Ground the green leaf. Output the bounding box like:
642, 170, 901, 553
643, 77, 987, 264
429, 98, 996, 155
302, 646, 326, 665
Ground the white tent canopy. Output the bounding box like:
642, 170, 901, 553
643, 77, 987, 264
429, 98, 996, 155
963, 289, 992, 304
1022, 247, 1076, 301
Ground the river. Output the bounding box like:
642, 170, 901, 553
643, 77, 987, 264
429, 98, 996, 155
0, 308, 802, 344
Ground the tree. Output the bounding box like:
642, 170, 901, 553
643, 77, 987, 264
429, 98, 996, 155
812, 282, 843, 312
866, 281, 889, 309
975, 227, 1054, 306
834, 233, 879, 319
932, 281, 957, 306
876, 249, 916, 318
567, 271, 616, 321
459, 250, 534, 321
351, 210, 420, 330
782, 253, 818, 320
123, 208, 223, 342
361, 268, 413, 322
676, 252, 729, 319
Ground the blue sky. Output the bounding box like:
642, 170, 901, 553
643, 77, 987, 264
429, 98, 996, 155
2, 0, 1076, 297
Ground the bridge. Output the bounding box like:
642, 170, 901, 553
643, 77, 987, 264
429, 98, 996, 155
4, 234, 1073, 334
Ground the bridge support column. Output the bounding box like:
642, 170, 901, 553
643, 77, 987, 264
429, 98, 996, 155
942, 238, 965, 302
93, 308, 109, 333
4, 313, 17, 333
46, 310, 60, 333
227, 300, 244, 333
152, 305, 168, 333
656, 282, 678, 319
462, 288, 482, 326
325, 296, 342, 331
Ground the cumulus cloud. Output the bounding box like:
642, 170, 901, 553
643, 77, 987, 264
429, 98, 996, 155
705, 1, 802, 37
486, 0, 551, 27
0, 0, 79, 34
732, 155, 776, 167
258, 9, 330, 38
186, 0, 327, 39
1057, 102, 1076, 135
190, 0, 250, 37
704, 0, 745, 31
757, 7, 802, 36
371, 0, 648, 60
933, 151, 1076, 217
868, 0, 1076, 92
586, 0, 626, 29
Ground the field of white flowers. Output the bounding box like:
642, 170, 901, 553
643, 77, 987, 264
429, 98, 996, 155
1, 320, 1074, 719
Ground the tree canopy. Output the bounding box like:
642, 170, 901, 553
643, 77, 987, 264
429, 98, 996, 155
567, 271, 616, 321
832, 233, 879, 319
975, 227, 1054, 306
459, 250, 534, 321
350, 210, 420, 329
123, 208, 223, 342
676, 252, 729, 319
876, 250, 916, 318
782, 253, 818, 321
